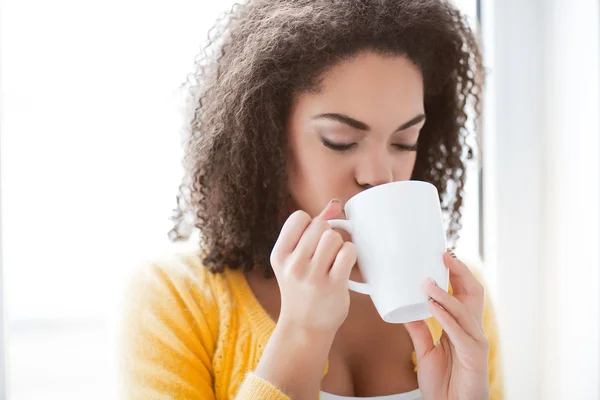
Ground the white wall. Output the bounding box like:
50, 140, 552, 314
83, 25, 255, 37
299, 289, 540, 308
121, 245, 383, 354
482, 0, 545, 397
0, 3, 6, 397
0, 1, 237, 398
483, 0, 600, 398
542, 0, 600, 398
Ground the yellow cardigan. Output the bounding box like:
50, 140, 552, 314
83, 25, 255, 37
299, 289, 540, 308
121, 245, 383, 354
119, 251, 503, 399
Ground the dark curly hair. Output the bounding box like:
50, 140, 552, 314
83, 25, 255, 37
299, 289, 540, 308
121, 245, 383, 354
169, 0, 484, 277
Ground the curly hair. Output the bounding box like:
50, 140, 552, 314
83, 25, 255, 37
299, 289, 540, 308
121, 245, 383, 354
169, 0, 484, 277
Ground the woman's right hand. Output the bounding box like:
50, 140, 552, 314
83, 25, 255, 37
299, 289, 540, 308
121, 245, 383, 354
270, 198, 358, 335
253, 199, 356, 400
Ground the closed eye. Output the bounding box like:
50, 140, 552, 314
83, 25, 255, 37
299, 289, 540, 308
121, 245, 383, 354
393, 143, 419, 152
322, 139, 418, 153
321, 140, 357, 152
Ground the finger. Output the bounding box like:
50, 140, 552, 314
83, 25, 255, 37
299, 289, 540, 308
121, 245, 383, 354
295, 200, 342, 259
404, 320, 435, 364
427, 298, 476, 349
295, 218, 330, 260
444, 250, 481, 297
329, 241, 357, 281
271, 210, 312, 267
445, 250, 485, 324
320, 198, 343, 220
311, 229, 344, 275
424, 278, 485, 340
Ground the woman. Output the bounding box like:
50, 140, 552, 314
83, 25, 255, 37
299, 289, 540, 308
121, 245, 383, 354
120, 0, 503, 399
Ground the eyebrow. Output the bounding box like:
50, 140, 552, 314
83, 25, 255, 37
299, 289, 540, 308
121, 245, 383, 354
312, 112, 426, 132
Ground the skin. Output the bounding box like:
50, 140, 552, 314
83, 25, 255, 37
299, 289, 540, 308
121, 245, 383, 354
250, 51, 489, 399
287, 52, 423, 217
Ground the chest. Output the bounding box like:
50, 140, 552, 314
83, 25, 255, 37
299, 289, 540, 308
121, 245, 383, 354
244, 272, 417, 397
320, 292, 418, 397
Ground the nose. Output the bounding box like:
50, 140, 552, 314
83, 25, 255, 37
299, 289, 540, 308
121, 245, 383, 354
355, 148, 394, 188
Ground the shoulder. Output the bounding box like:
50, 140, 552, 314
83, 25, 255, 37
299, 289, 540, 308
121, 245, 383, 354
127, 251, 210, 296
121, 243, 229, 326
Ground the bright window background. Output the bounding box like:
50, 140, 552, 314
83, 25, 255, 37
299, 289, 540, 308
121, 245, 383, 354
0, 1, 480, 398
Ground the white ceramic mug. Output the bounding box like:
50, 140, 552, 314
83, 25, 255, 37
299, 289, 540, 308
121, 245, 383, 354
328, 180, 449, 324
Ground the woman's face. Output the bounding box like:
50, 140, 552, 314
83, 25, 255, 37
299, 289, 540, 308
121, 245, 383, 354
287, 51, 425, 218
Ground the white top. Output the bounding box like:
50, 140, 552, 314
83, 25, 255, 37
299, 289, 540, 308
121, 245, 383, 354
320, 388, 422, 400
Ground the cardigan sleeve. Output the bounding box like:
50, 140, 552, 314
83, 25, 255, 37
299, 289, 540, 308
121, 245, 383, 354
118, 260, 219, 399
118, 258, 292, 399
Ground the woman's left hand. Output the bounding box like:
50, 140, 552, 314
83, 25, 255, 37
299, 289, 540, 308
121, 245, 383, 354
404, 250, 490, 400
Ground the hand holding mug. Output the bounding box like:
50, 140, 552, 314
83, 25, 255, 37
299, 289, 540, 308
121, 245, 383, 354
404, 251, 490, 400
270, 199, 358, 335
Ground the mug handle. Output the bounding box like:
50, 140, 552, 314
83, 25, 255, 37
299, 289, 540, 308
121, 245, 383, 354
326, 219, 371, 295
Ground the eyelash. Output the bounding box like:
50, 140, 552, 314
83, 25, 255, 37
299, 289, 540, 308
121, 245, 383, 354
322, 140, 418, 153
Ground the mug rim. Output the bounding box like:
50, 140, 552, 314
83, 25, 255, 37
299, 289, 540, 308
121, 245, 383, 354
344, 180, 436, 211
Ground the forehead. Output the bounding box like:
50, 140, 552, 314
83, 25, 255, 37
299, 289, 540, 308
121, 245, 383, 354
296, 52, 425, 123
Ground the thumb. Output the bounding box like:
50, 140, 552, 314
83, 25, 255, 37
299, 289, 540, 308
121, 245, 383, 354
404, 320, 435, 363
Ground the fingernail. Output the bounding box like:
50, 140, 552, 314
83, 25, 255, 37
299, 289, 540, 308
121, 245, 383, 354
321, 199, 340, 219
322, 198, 338, 211
447, 249, 457, 259
428, 277, 439, 288
428, 297, 443, 310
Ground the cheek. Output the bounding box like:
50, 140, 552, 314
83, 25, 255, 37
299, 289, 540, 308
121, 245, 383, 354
295, 142, 357, 188
287, 144, 352, 215
396, 153, 417, 180
287, 139, 324, 210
